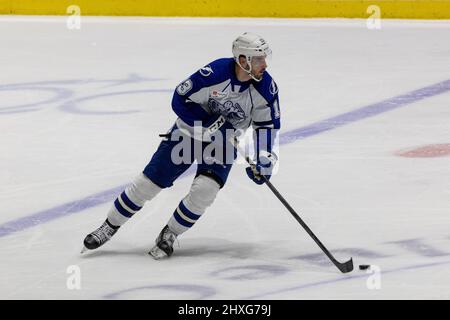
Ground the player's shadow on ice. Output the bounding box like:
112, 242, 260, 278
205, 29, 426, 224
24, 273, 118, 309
79, 238, 262, 260
79, 247, 151, 259
175, 238, 259, 259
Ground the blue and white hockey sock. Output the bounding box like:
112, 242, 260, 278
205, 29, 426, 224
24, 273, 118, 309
109, 190, 142, 225
168, 200, 201, 235
167, 174, 220, 235
107, 173, 162, 226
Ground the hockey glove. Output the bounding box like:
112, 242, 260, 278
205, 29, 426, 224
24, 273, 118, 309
246, 151, 278, 185
202, 115, 235, 142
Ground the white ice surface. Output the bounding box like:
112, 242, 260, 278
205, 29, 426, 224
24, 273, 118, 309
0, 16, 449, 299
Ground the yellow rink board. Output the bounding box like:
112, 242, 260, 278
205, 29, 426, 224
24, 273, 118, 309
0, 0, 449, 19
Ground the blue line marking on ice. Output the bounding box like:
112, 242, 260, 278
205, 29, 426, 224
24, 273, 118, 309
0, 185, 127, 238
280, 79, 450, 144
242, 260, 450, 299
1, 79, 449, 238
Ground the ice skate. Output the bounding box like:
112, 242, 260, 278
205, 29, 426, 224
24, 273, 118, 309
148, 225, 177, 260
81, 219, 119, 253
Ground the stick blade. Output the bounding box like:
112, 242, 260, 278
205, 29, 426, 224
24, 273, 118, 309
337, 258, 354, 273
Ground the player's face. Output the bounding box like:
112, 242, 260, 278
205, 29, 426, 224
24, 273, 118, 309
251, 56, 268, 79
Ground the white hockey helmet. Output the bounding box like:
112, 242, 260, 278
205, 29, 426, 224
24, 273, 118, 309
232, 32, 272, 81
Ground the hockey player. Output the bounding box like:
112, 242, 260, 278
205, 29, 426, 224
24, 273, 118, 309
82, 32, 281, 259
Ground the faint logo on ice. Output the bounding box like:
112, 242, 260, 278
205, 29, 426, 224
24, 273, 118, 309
66, 265, 81, 290
365, 265, 381, 290
66, 5, 81, 30
0, 74, 168, 115
366, 5, 381, 30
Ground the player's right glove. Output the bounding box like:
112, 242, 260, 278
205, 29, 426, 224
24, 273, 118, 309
246, 151, 278, 185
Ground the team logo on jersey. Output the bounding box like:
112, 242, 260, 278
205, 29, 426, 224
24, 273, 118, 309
199, 65, 214, 77
208, 99, 245, 126
269, 79, 278, 96
176, 79, 193, 96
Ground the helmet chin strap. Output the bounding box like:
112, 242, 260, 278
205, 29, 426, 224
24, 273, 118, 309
237, 57, 263, 82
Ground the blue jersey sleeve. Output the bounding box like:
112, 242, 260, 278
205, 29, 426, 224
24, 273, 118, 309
251, 73, 281, 130
251, 73, 281, 158
171, 58, 233, 127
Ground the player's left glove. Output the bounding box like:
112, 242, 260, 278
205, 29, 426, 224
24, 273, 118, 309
246, 151, 278, 185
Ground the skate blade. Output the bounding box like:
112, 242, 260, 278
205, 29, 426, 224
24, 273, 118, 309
148, 246, 168, 260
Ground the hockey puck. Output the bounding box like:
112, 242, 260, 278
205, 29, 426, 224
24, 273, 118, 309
359, 264, 371, 270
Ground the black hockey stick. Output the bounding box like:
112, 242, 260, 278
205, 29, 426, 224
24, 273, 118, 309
256, 168, 353, 273
235, 139, 353, 273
